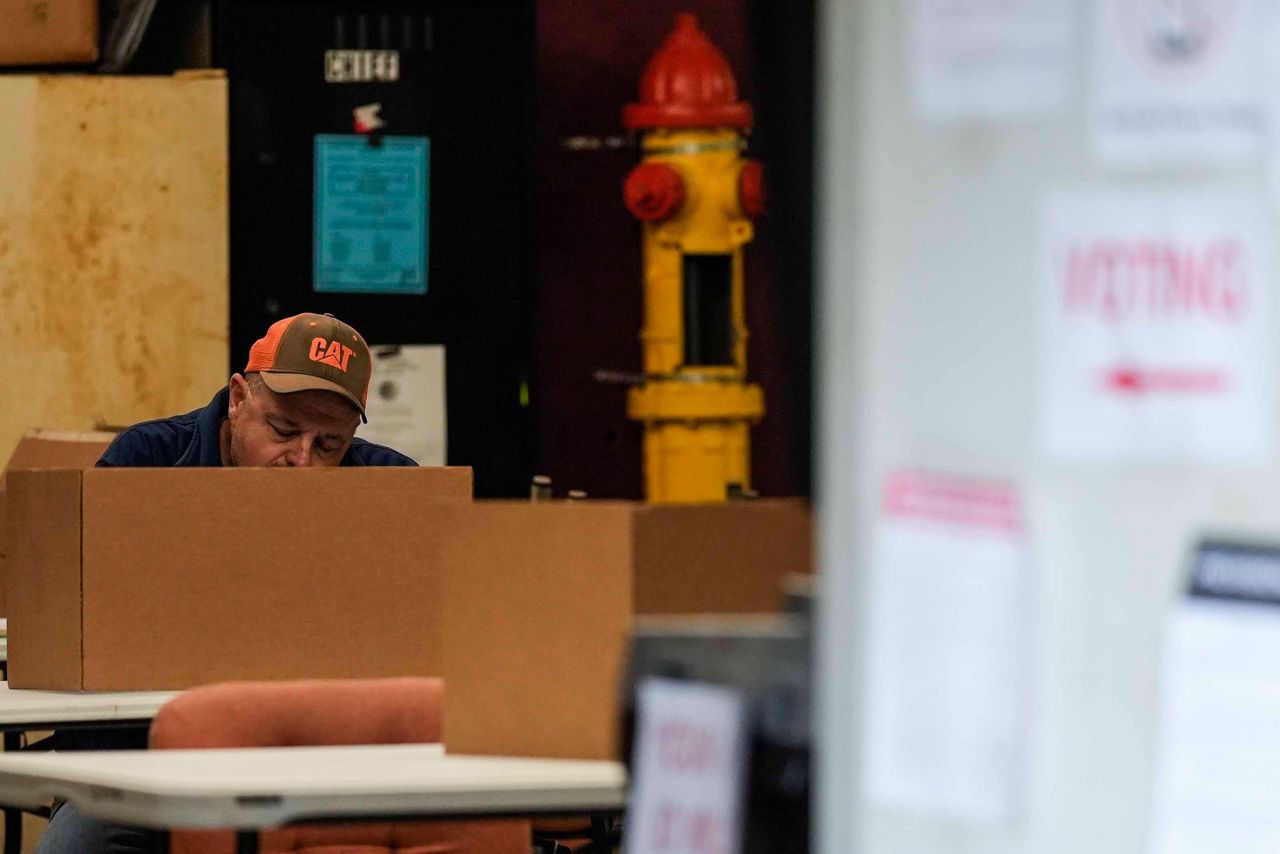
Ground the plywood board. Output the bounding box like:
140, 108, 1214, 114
0, 75, 228, 469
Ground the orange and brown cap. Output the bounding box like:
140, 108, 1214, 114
244, 313, 372, 422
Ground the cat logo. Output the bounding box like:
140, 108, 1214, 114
325, 50, 400, 83
309, 337, 356, 372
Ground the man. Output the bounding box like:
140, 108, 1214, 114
38, 312, 415, 854
99, 311, 414, 468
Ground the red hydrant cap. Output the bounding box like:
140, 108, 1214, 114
624, 162, 686, 222
622, 13, 753, 130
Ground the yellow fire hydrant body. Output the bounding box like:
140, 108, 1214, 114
622, 14, 766, 504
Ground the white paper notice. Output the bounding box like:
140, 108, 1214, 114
1265, 8, 1280, 206
863, 470, 1034, 823
356, 344, 446, 466
1149, 542, 1280, 854
910, 0, 1073, 120
1091, 0, 1269, 165
626, 678, 748, 854
1039, 190, 1272, 464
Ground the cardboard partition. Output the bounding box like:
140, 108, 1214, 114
633, 499, 812, 614
7, 466, 473, 691
0, 430, 116, 614
0, 0, 98, 65
8, 478, 811, 761
438, 499, 812, 760
438, 503, 637, 761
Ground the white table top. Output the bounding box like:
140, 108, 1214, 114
0, 683, 177, 726
0, 744, 627, 829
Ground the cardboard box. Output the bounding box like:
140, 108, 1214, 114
436, 499, 811, 759
8, 473, 810, 760
7, 467, 472, 690
438, 502, 636, 760
632, 500, 812, 614
0, 0, 98, 66
0, 430, 116, 614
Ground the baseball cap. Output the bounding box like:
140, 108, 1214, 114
244, 313, 372, 422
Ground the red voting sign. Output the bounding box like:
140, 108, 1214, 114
1039, 190, 1272, 463
625, 679, 747, 854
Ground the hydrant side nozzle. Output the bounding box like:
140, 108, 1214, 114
624, 161, 686, 222
739, 159, 766, 219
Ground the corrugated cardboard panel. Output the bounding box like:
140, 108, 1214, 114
632, 499, 813, 614
0, 430, 115, 613
0, 75, 228, 470
0, 0, 98, 65
74, 467, 469, 690
438, 502, 635, 759
6, 469, 84, 689
3, 430, 115, 471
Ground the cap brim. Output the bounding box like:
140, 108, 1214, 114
258, 371, 368, 423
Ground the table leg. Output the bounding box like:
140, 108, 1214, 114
590, 815, 612, 852
236, 830, 259, 854
3, 731, 21, 854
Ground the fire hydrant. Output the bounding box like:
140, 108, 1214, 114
622, 13, 766, 504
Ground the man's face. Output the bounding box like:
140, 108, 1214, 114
225, 373, 360, 467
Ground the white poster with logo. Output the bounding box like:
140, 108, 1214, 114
1039, 190, 1272, 463
356, 344, 446, 466
863, 471, 1035, 823
1091, 0, 1270, 165
910, 0, 1074, 120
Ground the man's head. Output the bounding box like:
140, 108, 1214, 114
224, 313, 372, 467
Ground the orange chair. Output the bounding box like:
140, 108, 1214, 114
148, 678, 532, 854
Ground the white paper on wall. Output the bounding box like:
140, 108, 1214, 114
625, 678, 749, 854
1091, 0, 1270, 165
356, 344, 446, 466
1038, 189, 1272, 464
863, 470, 1035, 823
1264, 7, 1280, 206
1149, 542, 1280, 854
910, 0, 1074, 121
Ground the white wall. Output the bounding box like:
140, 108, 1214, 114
816, 2, 1280, 853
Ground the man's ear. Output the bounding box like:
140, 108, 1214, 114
227, 373, 249, 424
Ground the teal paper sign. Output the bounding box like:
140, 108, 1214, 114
314, 134, 429, 294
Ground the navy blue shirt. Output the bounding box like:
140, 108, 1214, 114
97, 386, 416, 468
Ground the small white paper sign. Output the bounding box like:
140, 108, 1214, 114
910, 0, 1074, 121
1091, 0, 1269, 165
863, 470, 1034, 823
1149, 543, 1280, 854
356, 344, 446, 466
625, 678, 748, 854
1039, 189, 1272, 464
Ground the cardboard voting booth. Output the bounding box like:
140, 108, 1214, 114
6, 467, 473, 690
6, 468, 810, 759
409, 499, 813, 760
0, 430, 116, 614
